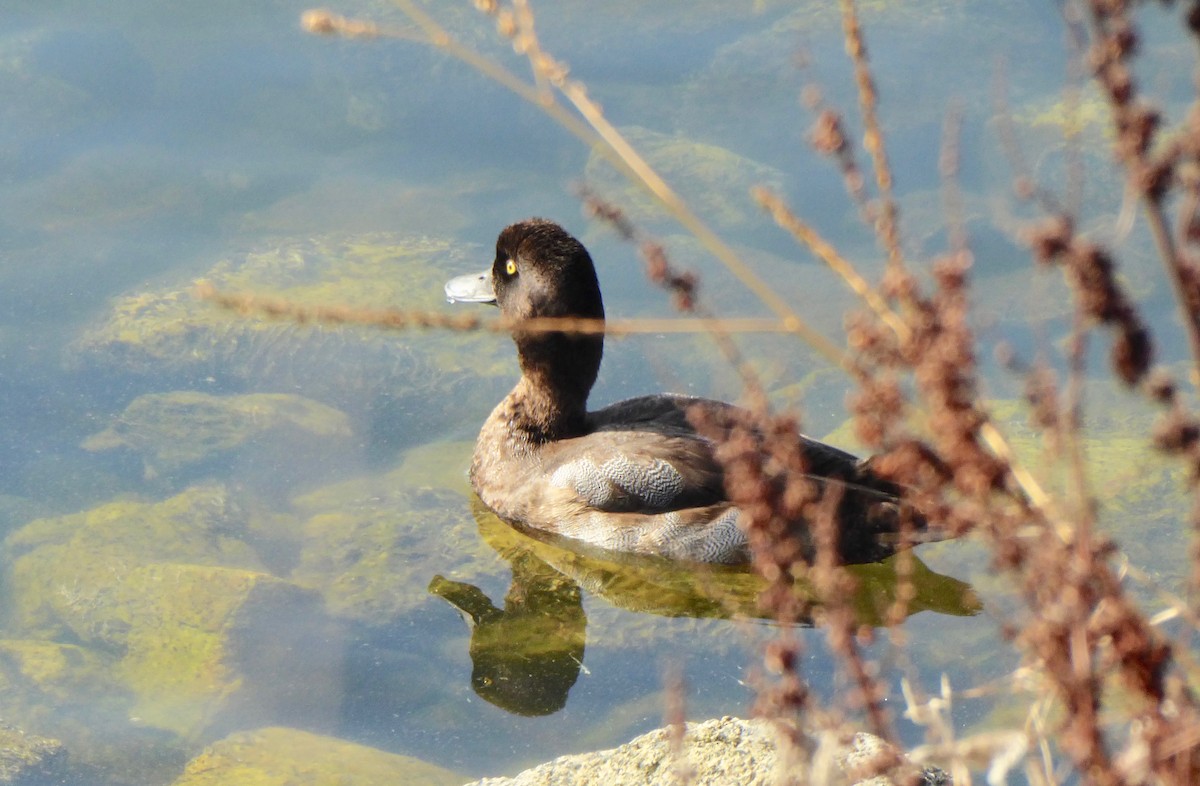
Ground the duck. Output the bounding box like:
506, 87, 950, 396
445, 218, 926, 565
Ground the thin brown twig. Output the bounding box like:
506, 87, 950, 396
579, 193, 774, 409
753, 186, 909, 342
838, 0, 904, 273
195, 282, 804, 337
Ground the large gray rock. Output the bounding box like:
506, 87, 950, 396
464, 716, 944, 786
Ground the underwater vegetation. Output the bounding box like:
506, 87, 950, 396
83, 391, 353, 481
68, 233, 512, 428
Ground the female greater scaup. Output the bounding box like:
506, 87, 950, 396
445, 219, 925, 565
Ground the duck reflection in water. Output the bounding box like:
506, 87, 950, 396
430, 499, 979, 717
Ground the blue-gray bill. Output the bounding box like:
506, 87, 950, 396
445, 270, 496, 304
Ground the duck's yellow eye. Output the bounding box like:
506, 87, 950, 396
505, 258, 517, 276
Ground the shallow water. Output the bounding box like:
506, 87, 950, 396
1, 1, 1195, 783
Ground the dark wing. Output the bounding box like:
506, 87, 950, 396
588, 393, 711, 435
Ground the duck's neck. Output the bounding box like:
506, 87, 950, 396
508, 331, 603, 441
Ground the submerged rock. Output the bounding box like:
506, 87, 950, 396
106, 563, 340, 738
0, 640, 114, 719
5, 485, 262, 639
67, 233, 512, 437
0, 720, 66, 786
3, 486, 342, 739
582, 126, 785, 234
289, 441, 495, 625
82, 390, 353, 479
171, 726, 464, 786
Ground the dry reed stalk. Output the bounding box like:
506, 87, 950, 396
838, 0, 904, 274
196, 282, 800, 337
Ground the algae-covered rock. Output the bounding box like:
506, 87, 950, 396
982, 394, 1181, 521
0, 640, 114, 714
0, 29, 103, 175
240, 174, 476, 237
10, 147, 217, 234
582, 126, 784, 233
5, 485, 262, 639
289, 441, 495, 624
0, 639, 190, 786
82, 391, 353, 478
172, 726, 464, 786
67, 233, 512, 426
3, 485, 342, 738
0, 720, 67, 786
105, 563, 340, 738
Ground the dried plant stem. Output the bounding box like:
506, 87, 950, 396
1063, 309, 1096, 554
839, 0, 903, 272
753, 187, 907, 341
195, 283, 804, 337
1144, 202, 1200, 387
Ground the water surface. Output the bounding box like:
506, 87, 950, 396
0, 1, 1194, 783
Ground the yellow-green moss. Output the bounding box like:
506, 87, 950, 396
5, 485, 263, 639
83, 391, 353, 473
172, 726, 463, 786
289, 443, 494, 623
106, 563, 316, 736
69, 233, 510, 392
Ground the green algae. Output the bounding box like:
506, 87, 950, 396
5, 485, 263, 640
983, 396, 1181, 518
290, 491, 487, 623
384, 438, 476, 494
0, 637, 193, 786
0, 719, 66, 784
83, 391, 353, 477
172, 726, 464, 786
0, 640, 112, 707
104, 563, 332, 737
1, 480, 356, 738
1013, 88, 1112, 143
68, 233, 511, 408
289, 440, 493, 624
